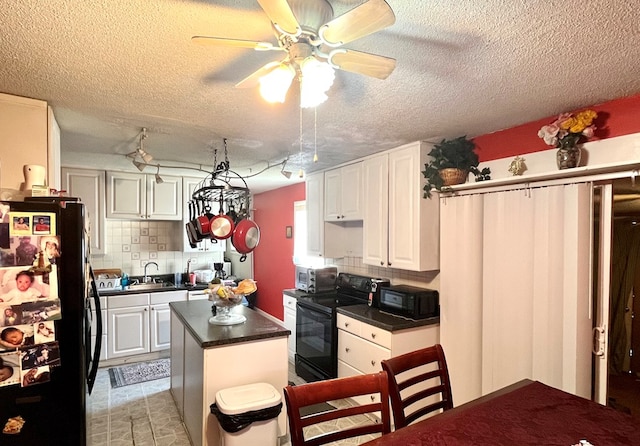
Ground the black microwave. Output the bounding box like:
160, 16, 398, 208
378, 285, 439, 319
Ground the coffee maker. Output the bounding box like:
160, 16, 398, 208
214, 262, 230, 279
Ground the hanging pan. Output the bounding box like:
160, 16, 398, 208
232, 218, 260, 262
185, 201, 199, 247
210, 192, 234, 240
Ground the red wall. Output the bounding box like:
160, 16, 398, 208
252, 182, 305, 319
474, 93, 640, 161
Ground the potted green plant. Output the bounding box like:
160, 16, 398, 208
422, 136, 481, 198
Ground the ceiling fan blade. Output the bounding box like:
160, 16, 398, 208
329, 49, 396, 80
235, 61, 283, 89
191, 36, 281, 51
319, 0, 395, 47
256, 0, 301, 36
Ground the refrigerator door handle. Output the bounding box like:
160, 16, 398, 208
87, 266, 103, 395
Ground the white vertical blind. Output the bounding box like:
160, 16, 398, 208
440, 183, 593, 404
440, 194, 484, 405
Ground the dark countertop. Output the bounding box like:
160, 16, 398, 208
170, 300, 290, 348
337, 304, 440, 332
99, 283, 209, 296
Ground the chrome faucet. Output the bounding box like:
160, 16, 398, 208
143, 262, 159, 283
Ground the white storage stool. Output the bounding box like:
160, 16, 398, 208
213, 382, 282, 446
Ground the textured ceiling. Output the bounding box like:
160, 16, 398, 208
1, 0, 640, 192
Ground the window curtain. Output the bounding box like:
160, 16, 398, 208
609, 220, 640, 373
441, 183, 593, 405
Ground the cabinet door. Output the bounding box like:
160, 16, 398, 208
305, 172, 324, 257
62, 167, 106, 254
148, 175, 182, 220
324, 169, 342, 221
150, 303, 171, 352
283, 294, 297, 360
388, 142, 439, 271
106, 172, 146, 219
107, 305, 149, 358
324, 163, 363, 221
340, 163, 363, 220
0, 93, 49, 190
363, 154, 389, 267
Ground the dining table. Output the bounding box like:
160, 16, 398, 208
362, 379, 640, 445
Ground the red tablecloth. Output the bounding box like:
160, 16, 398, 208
363, 380, 640, 445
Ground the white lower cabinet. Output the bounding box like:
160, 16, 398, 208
283, 294, 297, 361
106, 290, 187, 360
107, 293, 150, 359
337, 313, 439, 422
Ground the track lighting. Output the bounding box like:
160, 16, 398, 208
281, 159, 292, 179
133, 160, 147, 172
138, 148, 153, 163
155, 164, 164, 184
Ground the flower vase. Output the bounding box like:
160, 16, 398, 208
556, 146, 582, 170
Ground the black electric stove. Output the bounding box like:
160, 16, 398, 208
295, 272, 390, 382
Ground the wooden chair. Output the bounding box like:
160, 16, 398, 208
284, 371, 391, 446
381, 344, 453, 429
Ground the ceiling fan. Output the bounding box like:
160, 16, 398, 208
192, 0, 396, 107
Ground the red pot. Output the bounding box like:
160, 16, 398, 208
232, 219, 260, 262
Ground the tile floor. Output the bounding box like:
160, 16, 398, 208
88, 361, 381, 445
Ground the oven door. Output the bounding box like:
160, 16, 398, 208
295, 301, 335, 381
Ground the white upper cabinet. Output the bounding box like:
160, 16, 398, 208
305, 172, 325, 257
0, 93, 60, 191
362, 154, 389, 268
363, 141, 440, 271
61, 167, 106, 255
324, 162, 363, 221
106, 172, 182, 220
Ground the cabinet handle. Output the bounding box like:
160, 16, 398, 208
370, 395, 375, 402
144, 308, 148, 311
371, 333, 376, 339
380, 261, 384, 266
387, 262, 392, 266
345, 347, 350, 353
344, 322, 349, 327
371, 360, 376, 366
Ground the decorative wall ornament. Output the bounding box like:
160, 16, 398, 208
508, 156, 527, 176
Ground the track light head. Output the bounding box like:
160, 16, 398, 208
133, 160, 147, 172
155, 165, 163, 184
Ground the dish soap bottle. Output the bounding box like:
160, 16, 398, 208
121, 273, 129, 290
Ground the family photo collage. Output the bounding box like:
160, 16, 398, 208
0, 204, 62, 388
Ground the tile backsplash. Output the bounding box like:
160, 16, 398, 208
330, 257, 440, 290
89, 220, 223, 276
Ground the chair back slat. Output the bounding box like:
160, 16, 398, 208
381, 344, 453, 429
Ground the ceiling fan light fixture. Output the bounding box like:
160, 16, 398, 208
300, 57, 334, 108
259, 63, 296, 103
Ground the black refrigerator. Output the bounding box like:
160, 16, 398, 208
0, 198, 102, 445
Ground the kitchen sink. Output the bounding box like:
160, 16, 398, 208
127, 282, 174, 291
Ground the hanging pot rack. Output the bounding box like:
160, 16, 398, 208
190, 138, 251, 213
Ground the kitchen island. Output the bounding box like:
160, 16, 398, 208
169, 300, 290, 446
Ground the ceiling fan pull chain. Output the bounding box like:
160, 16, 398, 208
314, 107, 318, 163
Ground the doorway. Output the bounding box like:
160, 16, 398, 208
595, 178, 640, 418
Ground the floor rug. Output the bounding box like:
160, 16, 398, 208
108, 358, 170, 388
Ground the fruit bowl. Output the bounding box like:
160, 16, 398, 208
205, 280, 257, 325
